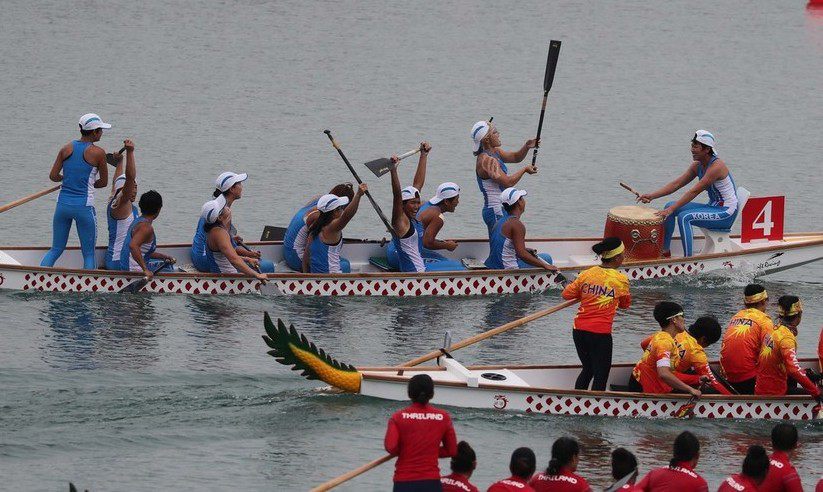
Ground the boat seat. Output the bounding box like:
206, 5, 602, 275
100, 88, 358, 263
609, 384, 633, 392
697, 187, 750, 255
368, 256, 395, 272
0, 251, 21, 265
461, 257, 487, 270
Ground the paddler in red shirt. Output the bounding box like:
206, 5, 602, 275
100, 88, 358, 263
385, 374, 458, 492
529, 437, 591, 492
441, 441, 479, 492
630, 301, 705, 396
718, 445, 770, 492
759, 423, 804, 492
608, 448, 639, 491
487, 447, 537, 492
719, 284, 775, 394
635, 431, 708, 491
755, 295, 822, 400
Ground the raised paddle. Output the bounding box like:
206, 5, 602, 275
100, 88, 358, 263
323, 130, 397, 238
619, 181, 641, 200
530, 40, 562, 169
119, 259, 173, 293
397, 298, 579, 367
0, 184, 62, 214
364, 147, 422, 177
310, 454, 393, 492
105, 146, 127, 167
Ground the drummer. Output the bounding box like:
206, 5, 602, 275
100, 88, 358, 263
719, 284, 775, 394
484, 188, 556, 271
637, 130, 738, 257
104, 139, 138, 270
471, 120, 538, 236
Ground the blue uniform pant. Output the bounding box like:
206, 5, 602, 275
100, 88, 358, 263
482, 207, 504, 237
145, 259, 176, 273
283, 247, 303, 271
41, 203, 97, 269
257, 259, 275, 273
663, 201, 736, 257
387, 242, 454, 271
517, 252, 553, 268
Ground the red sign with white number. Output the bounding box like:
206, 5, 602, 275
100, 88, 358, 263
741, 196, 784, 243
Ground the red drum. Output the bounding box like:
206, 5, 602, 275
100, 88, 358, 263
603, 206, 664, 260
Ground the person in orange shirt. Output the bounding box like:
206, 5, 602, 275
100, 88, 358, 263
755, 296, 822, 400
562, 237, 631, 391
630, 301, 703, 396
719, 284, 775, 394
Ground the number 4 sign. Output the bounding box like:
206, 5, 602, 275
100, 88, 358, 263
741, 196, 785, 243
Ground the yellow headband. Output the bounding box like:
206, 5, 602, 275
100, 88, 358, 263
601, 242, 625, 259
777, 300, 803, 317
744, 291, 768, 304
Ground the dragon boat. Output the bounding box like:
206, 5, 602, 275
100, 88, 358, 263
0, 231, 821, 295
263, 315, 822, 420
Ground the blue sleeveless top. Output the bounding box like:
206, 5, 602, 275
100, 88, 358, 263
284, 199, 319, 258
308, 234, 344, 273
484, 216, 517, 269
391, 220, 426, 272
58, 140, 99, 206
191, 217, 208, 270
105, 196, 138, 268
475, 150, 508, 211
118, 216, 156, 271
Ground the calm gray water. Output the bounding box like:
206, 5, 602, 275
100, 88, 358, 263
1, 1, 821, 490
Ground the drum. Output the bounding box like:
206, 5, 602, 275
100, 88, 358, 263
604, 205, 664, 260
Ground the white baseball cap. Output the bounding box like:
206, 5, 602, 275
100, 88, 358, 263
201, 194, 228, 224
500, 187, 528, 206
693, 130, 717, 154
471, 121, 490, 152
79, 113, 111, 131
401, 186, 420, 201
317, 194, 350, 213
430, 182, 460, 204
112, 174, 137, 194
215, 171, 248, 192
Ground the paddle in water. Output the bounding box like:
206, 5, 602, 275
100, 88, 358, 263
530, 40, 562, 170
364, 146, 421, 177
119, 259, 172, 293
673, 381, 708, 419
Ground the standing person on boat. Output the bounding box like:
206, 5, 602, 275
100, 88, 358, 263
718, 445, 770, 492
200, 195, 268, 282
609, 448, 639, 491
719, 284, 775, 394
104, 139, 138, 270
384, 374, 457, 492
529, 437, 592, 492
116, 190, 176, 279
304, 186, 367, 274
755, 296, 822, 399
759, 423, 804, 492
441, 441, 479, 492
629, 301, 705, 396
484, 188, 556, 271
282, 183, 354, 272
487, 447, 537, 492
638, 316, 731, 395
636, 130, 738, 257
191, 172, 274, 274
635, 431, 708, 492
471, 120, 538, 236
561, 237, 630, 391
41, 113, 112, 269
387, 145, 467, 272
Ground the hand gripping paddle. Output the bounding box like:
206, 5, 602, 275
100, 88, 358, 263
364, 147, 422, 177
106, 146, 127, 167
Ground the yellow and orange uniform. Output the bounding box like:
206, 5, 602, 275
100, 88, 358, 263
561, 266, 630, 334
632, 331, 681, 393
755, 325, 820, 398
719, 308, 774, 383
641, 332, 731, 395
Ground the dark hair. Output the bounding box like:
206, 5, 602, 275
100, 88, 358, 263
212, 188, 231, 198
407, 374, 434, 404
307, 210, 337, 242
450, 441, 477, 474
592, 237, 622, 263
691, 138, 712, 153
80, 128, 95, 136
670, 431, 700, 467
688, 316, 722, 346
329, 183, 354, 201
138, 190, 163, 216
509, 447, 536, 479
744, 284, 766, 305
771, 423, 798, 451
653, 301, 683, 327
611, 448, 638, 481
777, 295, 801, 323
502, 202, 515, 214
547, 437, 580, 475
741, 445, 769, 481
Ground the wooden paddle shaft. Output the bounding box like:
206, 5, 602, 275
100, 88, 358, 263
0, 184, 61, 214
397, 298, 579, 367
310, 454, 393, 492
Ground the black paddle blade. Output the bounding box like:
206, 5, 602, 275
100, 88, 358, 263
364, 157, 395, 177
105, 146, 127, 167
543, 40, 562, 92
261, 226, 288, 241
120, 278, 148, 294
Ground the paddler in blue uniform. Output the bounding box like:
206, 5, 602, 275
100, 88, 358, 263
105, 139, 139, 270
472, 120, 538, 236
485, 188, 556, 271
637, 130, 739, 257
42, 113, 111, 269
417, 182, 465, 270
304, 185, 367, 274
116, 190, 176, 279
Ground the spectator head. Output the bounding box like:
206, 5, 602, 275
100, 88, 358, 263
509, 447, 536, 480
771, 423, 798, 452
611, 447, 638, 482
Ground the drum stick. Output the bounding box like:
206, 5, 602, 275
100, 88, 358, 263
619, 182, 641, 199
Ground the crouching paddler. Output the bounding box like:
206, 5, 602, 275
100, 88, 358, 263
384, 374, 457, 492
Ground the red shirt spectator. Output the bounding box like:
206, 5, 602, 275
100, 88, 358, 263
759, 450, 803, 492
718, 473, 758, 491
487, 476, 535, 492
635, 462, 708, 492
530, 469, 591, 491
441, 473, 479, 492
384, 401, 457, 482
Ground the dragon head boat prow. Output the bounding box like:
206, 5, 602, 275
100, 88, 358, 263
262, 312, 362, 393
